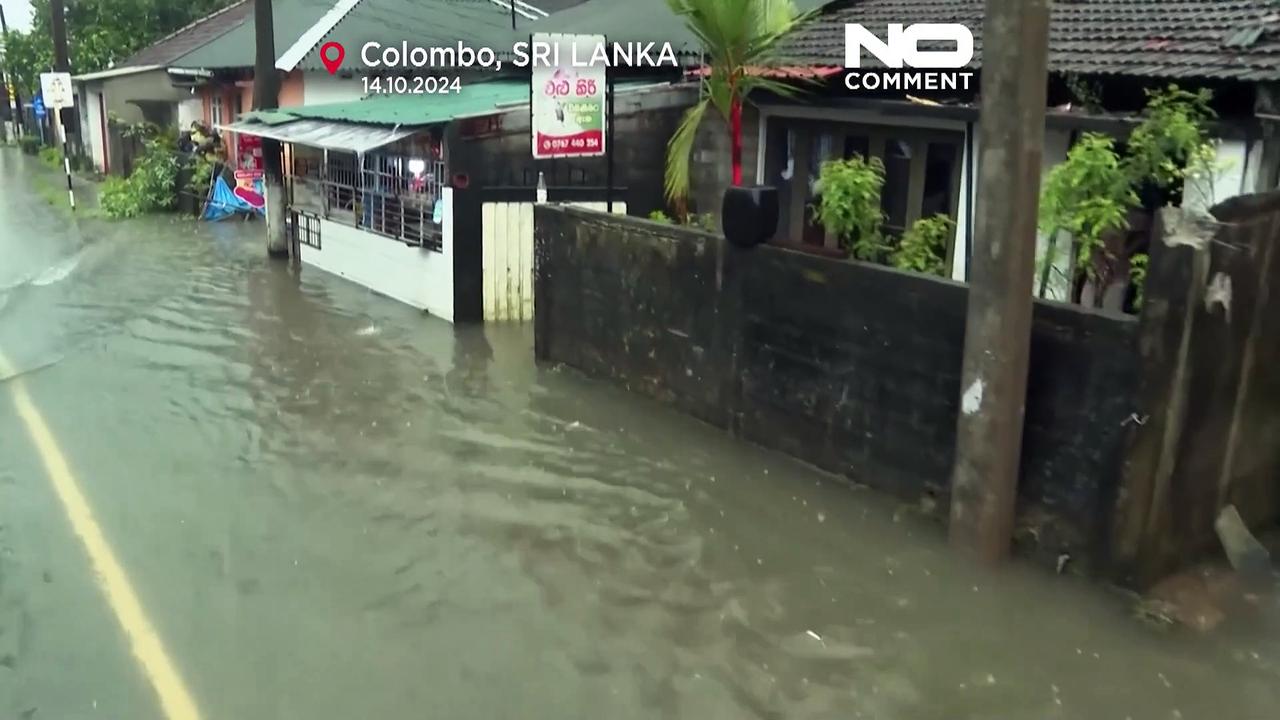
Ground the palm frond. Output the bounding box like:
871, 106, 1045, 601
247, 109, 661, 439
664, 98, 712, 203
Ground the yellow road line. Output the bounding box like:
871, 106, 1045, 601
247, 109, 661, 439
0, 351, 203, 720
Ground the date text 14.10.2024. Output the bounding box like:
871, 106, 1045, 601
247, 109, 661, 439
362, 76, 463, 95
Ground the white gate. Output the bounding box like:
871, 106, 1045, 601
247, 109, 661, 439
482, 201, 626, 322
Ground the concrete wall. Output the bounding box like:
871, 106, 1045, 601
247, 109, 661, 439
1113, 193, 1280, 584
447, 83, 698, 219
534, 206, 1142, 568
301, 187, 455, 321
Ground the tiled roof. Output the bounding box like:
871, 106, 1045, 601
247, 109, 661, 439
118, 0, 255, 69
783, 0, 1280, 82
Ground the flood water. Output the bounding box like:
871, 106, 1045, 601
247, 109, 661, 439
1, 149, 1277, 719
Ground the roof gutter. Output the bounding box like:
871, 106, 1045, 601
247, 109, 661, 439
168, 67, 215, 78
72, 64, 164, 82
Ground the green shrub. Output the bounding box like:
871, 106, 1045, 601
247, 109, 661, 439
99, 176, 143, 218
38, 146, 62, 169
812, 155, 887, 261
100, 140, 180, 219
19, 136, 41, 155
893, 214, 954, 276
186, 154, 218, 198
648, 209, 673, 223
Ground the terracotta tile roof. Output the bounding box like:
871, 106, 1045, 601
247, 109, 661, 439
783, 0, 1280, 81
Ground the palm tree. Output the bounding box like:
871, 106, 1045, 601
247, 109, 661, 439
663, 0, 812, 206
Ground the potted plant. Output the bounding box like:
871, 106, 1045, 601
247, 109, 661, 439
663, 0, 813, 248
812, 154, 888, 260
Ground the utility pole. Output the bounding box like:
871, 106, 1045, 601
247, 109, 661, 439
0, 6, 23, 138
254, 0, 288, 257
49, 0, 74, 150
948, 0, 1051, 562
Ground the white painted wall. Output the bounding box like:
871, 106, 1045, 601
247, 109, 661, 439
83, 86, 107, 173
1033, 128, 1075, 300
302, 187, 455, 320
177, 98, 203, 128
1181, 138, 1260, 214
302, 72, 365, 105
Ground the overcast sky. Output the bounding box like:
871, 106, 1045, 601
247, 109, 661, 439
1, 0, 33, 32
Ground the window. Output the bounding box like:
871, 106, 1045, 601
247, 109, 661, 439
283, 145, 447, 253
360, 153, 447, 251
209, 94, 223, 127
763, 116, 964, 256
288, 210, 321, 250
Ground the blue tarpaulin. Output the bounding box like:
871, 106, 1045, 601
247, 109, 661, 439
202, 176, 266, 221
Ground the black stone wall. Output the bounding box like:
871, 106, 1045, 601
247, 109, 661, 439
536, 206, 1143, 565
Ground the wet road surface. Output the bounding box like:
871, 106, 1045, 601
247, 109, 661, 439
1, 149, 1278, 719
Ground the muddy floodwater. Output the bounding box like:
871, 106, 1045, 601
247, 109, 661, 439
1, 150, 1277, 719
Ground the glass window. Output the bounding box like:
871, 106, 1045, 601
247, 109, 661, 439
921, 142, 959, 219
880, 138, 913, 236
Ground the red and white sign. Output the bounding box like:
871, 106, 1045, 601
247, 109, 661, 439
237, 132, 263, 171
233, 169, 265, 209
530, 33, 606, 159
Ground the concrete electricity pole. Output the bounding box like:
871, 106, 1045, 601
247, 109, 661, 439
0, 6, 23, 137
948, 0, 1051, 562
49, 0, 75, 147
254, 0, 288, 257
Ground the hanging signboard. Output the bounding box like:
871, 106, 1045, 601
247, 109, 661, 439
39, 72, 74, 109
530, 33, 606, 159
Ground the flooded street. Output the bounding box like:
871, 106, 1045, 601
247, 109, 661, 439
1, 148, 1277, 719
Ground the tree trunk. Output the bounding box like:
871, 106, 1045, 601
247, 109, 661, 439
730, 96, 743, 186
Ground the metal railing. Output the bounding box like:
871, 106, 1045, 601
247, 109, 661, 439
285, 147, 444, 252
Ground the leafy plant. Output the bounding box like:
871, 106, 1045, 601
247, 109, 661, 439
663, 0, 814, 205
893, 214, 954, 276
186, 154, 219, 199
812, 154, 887, 261
647, 208, 717, 232
38, 146, 63, 170
100, 139, 180, 218
1129, 254, 1149, 310
1039, 134, 1138, 283
19, 136, 41, 155
1124, 85, 1216, 191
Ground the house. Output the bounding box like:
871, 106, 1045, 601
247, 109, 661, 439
737, 0, 1280, 299
72, 0, 253, 173
222, 78, 674, 321
163, 0, 357, 169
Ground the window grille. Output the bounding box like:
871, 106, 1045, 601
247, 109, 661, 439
288, 210, 321, 250
360, 153, 446, 251
283, 146, 445, 253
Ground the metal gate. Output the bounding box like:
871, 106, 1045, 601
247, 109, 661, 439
478, 188, 626, 323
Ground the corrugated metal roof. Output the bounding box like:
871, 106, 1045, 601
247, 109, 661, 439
218, 117, 417, 152
277, 80, 530, 125
782, 0, 1280, 82
281, 0, 546, 72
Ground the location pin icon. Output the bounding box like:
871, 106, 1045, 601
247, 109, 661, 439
320, 41, 345, 75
